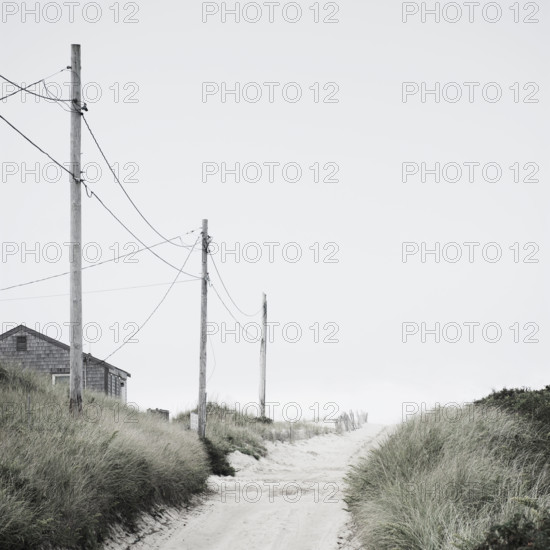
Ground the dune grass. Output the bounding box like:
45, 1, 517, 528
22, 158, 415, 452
475, 385, 550, 433
0, 364, 210, 549
0, 362, 367, 548
345, 403, 550, 549
174, 401, 353, 462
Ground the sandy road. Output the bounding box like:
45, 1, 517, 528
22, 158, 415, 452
104, 424, 386, 550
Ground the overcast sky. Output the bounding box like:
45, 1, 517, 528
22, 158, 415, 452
1, 1, 549, 424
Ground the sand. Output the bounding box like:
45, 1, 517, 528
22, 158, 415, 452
103, 423, 387, 550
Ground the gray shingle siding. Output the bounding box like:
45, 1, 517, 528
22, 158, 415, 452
0, 326, 129, 402
0, 331, 66, 374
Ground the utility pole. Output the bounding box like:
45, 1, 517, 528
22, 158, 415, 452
259, 292, 267, 418
198, 219, 209, 438
69, 43, 83, 416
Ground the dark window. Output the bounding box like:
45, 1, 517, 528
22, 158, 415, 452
16, 336, 27, 352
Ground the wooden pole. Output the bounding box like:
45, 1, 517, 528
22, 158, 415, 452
69, 44, 83, 416
198, 219, 209, 438
259, 292, 267, 418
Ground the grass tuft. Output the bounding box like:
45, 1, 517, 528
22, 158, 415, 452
0, 364, 210, 549
345, 400, 550, 550
174, 401, 351, 464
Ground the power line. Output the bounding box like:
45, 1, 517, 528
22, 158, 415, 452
207, 336, 217, 383
0, 68, 69, 102
81, 181, 201, 278
0, 112, 77, 180
210, 281, 242, 325
209, 252, 262, 318
99, 235, 200, 363
42, 81, 75, 113
0, 73, 73, 103
0, 110, 201, 279
0, 235, 195, 293
82, 114, 191, 249
210, 281, 261, 341
0, 277, 199, 302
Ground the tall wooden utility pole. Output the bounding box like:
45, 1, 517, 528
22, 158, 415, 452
69, 44, 83, 416
259, 292, 267, 418
198, 219, 209, 438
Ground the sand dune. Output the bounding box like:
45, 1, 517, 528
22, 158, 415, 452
104, 424, 387, 550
